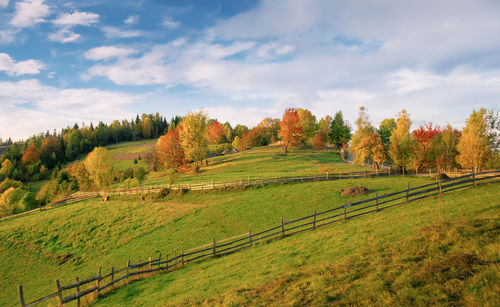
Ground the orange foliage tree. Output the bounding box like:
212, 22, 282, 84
278, 108, 302, 155
411, 123, 441, 172
21, 144, 40, 165
156, 128, 185, 171
312, 130, 327, 150
206, 121, 225, 144
355, 131, 386, 170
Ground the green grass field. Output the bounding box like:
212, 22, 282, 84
0, 174, 498, 306
106, 141, 370, 188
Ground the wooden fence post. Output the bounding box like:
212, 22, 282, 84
406, 183, 409, 202
96, 265, 101, 297
17, 285, 25, 307
158, 253, 161, 270
111, 266, 115, 283
149, 257, 152, 269
281, 217, 285, 238
165, 254, 169, 270
126, 260, 130, 282
213, 239, 217, 257
55, 279, 63, 305
76, 277, 81, 307
472, 167, 476, 186
181, 250, 184, 265
376, 192, 379, 211
344, 200, 347, 220
313, 210, 317, 230
249, 228, 253, 247
326, 172, 329, 180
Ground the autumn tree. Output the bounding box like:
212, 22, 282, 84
233, 125, 249, 138
388, 110, 413, 174
142, 116, 152, 139
156, 128, 185, 171
410, 123, 441, 173
257, 117, 281, 144
296, 108, 318, 142
312, 130, 327, 150
456, 109, 490, 172
232, 136, 241, 151
351, 107, 374, 165
355, 131, 386, 170
84, 147, 113, 190
206, 121, 225, 144
278, 108, 303, 155
0, 159, 14, 178
318, 115, 332, 136
134, 166, 147, 186
430, 125, 458, 172
179, 111, 209, 169
329, 111, 352, 148
21, 144, 40, 166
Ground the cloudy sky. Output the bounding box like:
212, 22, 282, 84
1, 0, 499, 140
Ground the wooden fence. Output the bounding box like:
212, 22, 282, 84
17, 170, 500, 306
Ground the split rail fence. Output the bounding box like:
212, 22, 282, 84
17, 170, 500, 306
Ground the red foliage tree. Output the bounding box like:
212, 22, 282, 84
156, 128, 185, 171
411, 123, 441, 172
21, 144, 40, 165
205, 121, 225, 144
278, 108, 302, 155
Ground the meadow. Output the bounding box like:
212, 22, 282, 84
1, 174, 498, 306
105, 141, 370, 188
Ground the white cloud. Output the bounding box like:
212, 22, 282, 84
0, 29, 19, 44
0, 79, 136, 140
48, 27, 80, 43
161, 17, 179, 29
0, 0, 9, 8
52, 11, 99, 26
10, 0, 50, 27
84, 46, 138, 61
256, 42, 294, 58
124, 15, 139, 25
0, 53, 44, 76
102, 26, 144, 38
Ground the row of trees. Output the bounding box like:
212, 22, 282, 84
348, 107, 499, 173
0, 113, 172, 184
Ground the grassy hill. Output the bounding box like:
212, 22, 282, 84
94, 183, 499, 306
105, 140, 370, 188
0, 146, 497, 306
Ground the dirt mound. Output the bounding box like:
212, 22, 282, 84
341, 186, 369, 196
433, 173, 450, 181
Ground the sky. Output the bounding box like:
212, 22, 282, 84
0, 0, 499, 141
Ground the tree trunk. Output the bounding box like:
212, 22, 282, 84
283, 142, 288, 156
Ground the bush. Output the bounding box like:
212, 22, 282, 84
18, 192, 37, 212
123, 167, 134, 179
0, 178, 22, 193
0, 187, 30, 216
166, 169, 178, 185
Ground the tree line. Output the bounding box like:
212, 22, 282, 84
1, 107, 498, 218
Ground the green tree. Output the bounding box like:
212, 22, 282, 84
134, 167, 147, 186
378, 118, 396, 146
296, 108, 318, 142
329, 111, 352, 147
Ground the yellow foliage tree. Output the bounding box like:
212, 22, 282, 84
179, 111, 209, 169
84, 147, 113, 190
296, 108, 318, 142
388, 109, 413, 174
355, 131, 386, 170
456, 109, 490, 172
351, 107, 374, 165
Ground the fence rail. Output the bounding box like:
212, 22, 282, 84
17, 170, 500, 306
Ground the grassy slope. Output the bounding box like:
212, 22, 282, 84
0, 175, 436, 306
107, 141, 370, 187
94, 183, 500, 306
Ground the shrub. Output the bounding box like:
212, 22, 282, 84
0, 178, 22, 193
